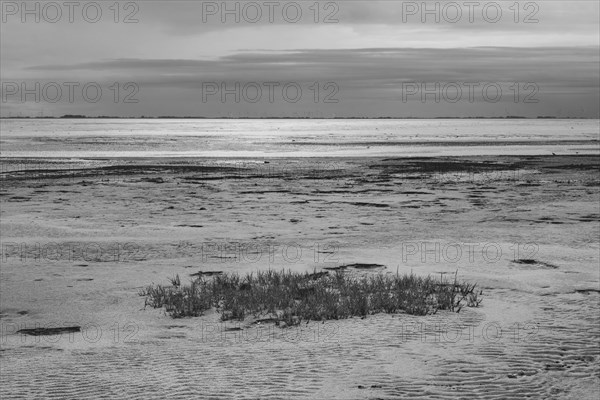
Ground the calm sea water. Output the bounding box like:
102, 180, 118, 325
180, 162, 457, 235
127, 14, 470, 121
0, 119, 598, 158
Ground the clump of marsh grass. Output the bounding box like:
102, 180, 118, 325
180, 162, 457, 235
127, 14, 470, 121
140, 269, 482, 325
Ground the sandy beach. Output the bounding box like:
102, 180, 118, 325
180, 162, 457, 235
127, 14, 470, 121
1, 154, 598, 399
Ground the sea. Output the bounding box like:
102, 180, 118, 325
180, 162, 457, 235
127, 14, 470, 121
0, 118, 598, 159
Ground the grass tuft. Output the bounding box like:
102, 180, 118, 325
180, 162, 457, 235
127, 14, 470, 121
140, 269, 482, 325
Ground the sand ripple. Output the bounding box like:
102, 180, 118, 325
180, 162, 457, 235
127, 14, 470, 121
2, 290, 598, 399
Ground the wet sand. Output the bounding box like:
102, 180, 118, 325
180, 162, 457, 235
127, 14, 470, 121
1, 155, 599, 399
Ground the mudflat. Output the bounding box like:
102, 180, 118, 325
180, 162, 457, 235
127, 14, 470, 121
1, 155, 599, 399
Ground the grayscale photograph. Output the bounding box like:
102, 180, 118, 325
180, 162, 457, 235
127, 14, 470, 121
1, 1, 599, 398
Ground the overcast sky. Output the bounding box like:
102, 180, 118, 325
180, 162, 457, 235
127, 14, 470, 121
1, 0, 598, 117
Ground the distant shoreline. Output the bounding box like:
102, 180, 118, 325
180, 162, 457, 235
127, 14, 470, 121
1, 116, 597, 120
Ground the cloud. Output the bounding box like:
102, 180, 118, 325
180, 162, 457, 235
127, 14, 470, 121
139, 0, 599, 36
1, 1, 598, 117
4, 46, 597, 117
22, 46, 599, 86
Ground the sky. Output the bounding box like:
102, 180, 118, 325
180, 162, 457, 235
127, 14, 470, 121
1, 0, 599, 118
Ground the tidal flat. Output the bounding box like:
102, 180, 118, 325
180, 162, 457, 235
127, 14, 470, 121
1, 155, 599, 399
